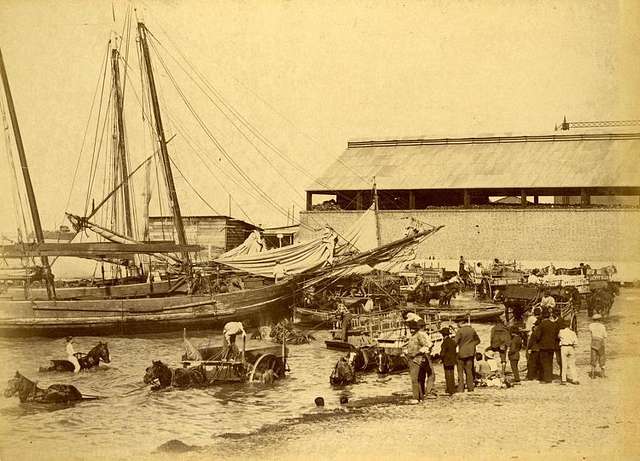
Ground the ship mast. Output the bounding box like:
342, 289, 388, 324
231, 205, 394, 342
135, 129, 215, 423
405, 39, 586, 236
372, 177, 381, 247
110, 38, 134, 238
137, 22, 190, 267
0, 49, 55, 299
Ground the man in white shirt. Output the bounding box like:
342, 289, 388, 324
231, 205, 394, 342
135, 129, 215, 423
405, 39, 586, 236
65, 336, 81, 373
540, 290, 556, 314
222, 321, 246, 360
588, 314, 607, 378
558, 320, 579, 384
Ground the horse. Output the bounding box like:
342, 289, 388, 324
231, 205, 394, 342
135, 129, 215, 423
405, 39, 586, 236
438, 285, 459, 306
329, 352, 356, 386
351, 346, 378, 372
143, 360, 208, 391
39, 342, 111, 372
4, 371, 84, 404
376, 349, 408, 375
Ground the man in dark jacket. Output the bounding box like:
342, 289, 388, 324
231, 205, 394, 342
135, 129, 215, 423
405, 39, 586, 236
440, 327, 457, 395
527, 318, 541, 380
508, 325, 523, 382
455, 319, 481, 392
532, 310, 557, 383
490, 318, 511, 375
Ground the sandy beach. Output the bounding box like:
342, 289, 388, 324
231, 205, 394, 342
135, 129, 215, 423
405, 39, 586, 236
171, 289, 640, 461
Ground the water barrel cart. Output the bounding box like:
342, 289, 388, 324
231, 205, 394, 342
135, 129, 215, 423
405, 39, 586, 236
181, 339, 289, 384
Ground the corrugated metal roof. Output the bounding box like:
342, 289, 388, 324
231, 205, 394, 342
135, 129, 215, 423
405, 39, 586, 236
307, 133, 640, 191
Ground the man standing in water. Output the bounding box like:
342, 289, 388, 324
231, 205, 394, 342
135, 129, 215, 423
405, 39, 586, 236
221, 321, 246, 360
455, 318, 481, 392
65, 336, 81, 373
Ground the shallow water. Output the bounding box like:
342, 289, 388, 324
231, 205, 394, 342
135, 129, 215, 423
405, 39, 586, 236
0, 288, 606, 459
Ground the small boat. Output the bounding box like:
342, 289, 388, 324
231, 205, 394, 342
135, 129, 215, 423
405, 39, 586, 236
415, 305, 504, 322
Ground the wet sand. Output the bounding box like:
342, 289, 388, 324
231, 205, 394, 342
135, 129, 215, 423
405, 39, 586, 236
191, 289, 640, 461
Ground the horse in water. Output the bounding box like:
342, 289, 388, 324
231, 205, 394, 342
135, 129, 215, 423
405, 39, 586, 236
377, 349, 409, 375
40, 342, 111, 372
143, 361, 208, 391
351, 346, 378, 372
329, 352, 356, 386
4, 371, 84, 403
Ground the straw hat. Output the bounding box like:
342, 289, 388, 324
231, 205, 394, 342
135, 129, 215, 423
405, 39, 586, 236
592, 313, 602, 320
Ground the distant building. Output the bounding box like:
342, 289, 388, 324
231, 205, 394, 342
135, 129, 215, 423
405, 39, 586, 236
148, 215, 261, 260
301, 132, 640, 264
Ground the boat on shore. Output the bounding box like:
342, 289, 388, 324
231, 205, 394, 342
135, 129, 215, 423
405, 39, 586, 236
0, 20, 302, 337
414, 305, 503, 322
0, 280, 294, 337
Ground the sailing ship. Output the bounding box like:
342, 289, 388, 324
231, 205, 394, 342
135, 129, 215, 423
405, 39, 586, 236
0, 14, 443, 337
0, 20, 300, 337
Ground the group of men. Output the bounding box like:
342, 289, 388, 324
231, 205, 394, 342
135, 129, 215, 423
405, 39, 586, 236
405, 317, 485, 403
405, 289, 608, 402
525, 294, 607, 384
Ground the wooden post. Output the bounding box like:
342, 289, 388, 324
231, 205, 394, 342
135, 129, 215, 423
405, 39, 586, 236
520, 189, 528, 206
355, 191, 363, 210
408, 191, 415, 209
463, 189, 471, 208
306, 191, 313, 211
581, 188, 591, 206
241, 335, 246, 365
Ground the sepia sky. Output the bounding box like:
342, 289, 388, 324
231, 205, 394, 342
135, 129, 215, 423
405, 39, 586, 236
0, 0, 638, 236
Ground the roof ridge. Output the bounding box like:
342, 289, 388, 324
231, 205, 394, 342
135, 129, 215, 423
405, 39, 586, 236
347, 132, 640, 148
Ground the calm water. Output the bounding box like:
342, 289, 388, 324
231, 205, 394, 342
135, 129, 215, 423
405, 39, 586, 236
0, 294, 527, 459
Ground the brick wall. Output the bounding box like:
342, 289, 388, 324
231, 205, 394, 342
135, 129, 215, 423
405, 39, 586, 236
299, 208, 640, 263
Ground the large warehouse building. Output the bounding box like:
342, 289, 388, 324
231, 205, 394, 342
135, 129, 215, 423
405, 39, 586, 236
299, 132, 640, 268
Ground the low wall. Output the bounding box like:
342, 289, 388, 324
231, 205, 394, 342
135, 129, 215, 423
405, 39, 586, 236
299, 208, 640, 265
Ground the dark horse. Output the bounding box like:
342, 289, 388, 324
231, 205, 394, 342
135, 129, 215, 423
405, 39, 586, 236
143, 360, 208, 391
377, 349, 409, 374
4, 371, 84, 403
39, 342, 111, 372
329, 352, 356, 386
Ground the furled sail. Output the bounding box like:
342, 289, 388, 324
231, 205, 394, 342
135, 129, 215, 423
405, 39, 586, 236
215, 228, 338, 278
302, 225, 444, 289
217, 230, 267, 259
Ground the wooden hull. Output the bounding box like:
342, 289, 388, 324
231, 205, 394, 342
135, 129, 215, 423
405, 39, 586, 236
2, 277, 188, 301
294, 306, 336, 325
0, 281, 294, 337
417, 306, 503, 322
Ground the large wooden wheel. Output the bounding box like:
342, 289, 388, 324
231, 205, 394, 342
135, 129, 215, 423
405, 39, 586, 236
248, 354, 284, 383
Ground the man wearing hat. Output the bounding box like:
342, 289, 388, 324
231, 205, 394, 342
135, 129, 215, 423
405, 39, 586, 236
531, 309, 556, 383
440, 326, 457, 395
455, 319, 481, 392
588, 313, 607, 378
65, 336, 81, 373
406, 319, 434, 402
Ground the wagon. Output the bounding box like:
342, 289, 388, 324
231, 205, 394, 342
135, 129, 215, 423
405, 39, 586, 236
181, 339, 289, 384
501, 284, 578, 332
